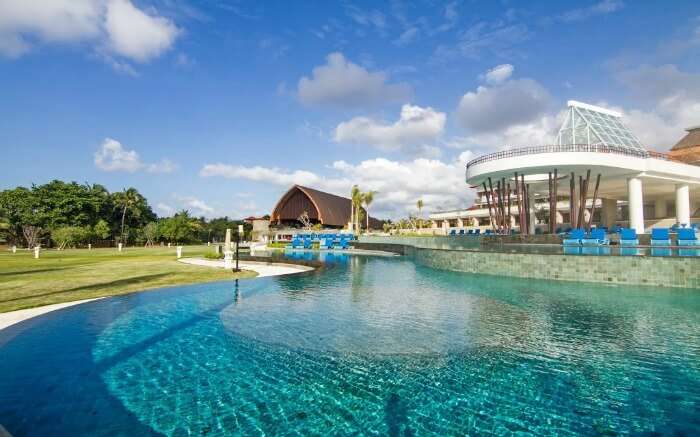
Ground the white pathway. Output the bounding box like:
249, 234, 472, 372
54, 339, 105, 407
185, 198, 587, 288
0, 259, 313, 332
177, 258, 314, 277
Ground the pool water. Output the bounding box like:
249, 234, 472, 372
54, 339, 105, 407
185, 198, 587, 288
1, 255, 699, 435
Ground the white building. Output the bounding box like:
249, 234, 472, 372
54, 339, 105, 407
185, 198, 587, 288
430, 101, 700, 234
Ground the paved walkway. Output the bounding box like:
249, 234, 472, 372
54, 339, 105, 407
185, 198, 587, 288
177, 258, 314, 277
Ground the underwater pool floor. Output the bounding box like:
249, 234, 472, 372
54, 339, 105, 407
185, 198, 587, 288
1, 254, 698, 435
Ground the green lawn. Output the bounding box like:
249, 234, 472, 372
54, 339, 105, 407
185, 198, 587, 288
0, 245, 256, 313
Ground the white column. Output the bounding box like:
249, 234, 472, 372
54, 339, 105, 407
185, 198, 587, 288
654, 198, 667, 219
457, 217, 464, 228
675, 184, 690, 226
628, 177, 645, 234
601, 198, 617, 228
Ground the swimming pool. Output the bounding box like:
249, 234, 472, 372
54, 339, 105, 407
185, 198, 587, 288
1, 255, 699, 435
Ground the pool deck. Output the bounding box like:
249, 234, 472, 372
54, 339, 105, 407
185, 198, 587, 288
0, 259, 314, 332
177, 258, 315, 276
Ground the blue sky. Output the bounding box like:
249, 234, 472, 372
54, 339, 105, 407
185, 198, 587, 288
1, 0, 699, 218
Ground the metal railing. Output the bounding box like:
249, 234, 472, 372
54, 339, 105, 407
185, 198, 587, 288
465, 144, 676, 170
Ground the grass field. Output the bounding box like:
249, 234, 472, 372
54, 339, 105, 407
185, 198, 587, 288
0, 245, 256, 313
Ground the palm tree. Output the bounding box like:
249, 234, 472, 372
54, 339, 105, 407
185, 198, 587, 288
363, 190, 376, 230
416, 199, 424, 229
113, 188, 143, 243
350, 185, 363, 232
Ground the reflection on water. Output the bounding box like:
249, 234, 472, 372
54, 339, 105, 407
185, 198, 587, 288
0, 255, 698, 435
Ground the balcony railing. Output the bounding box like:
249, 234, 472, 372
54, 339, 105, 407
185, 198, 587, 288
465, 144, 677, 170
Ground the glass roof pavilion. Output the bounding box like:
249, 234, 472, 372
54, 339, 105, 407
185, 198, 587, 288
556, 100, 644, 151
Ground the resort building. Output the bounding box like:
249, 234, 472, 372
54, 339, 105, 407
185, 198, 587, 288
269, 185, 382, 240
430, 101, 700, 234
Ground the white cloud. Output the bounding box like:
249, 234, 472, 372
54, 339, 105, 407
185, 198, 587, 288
297, 52, 411, 107
0, 0, 179, 66
146, 158, 178, 174
614, 64, 700, 149
156, 202, 175, 216
200, 154, 475, 217
94, 138, 143, 172
559, 0, 624, 23
0, 0, 102, 57
200, 164, 323, 187
456, 69, 552, 135
104, 0, 179, 62
334, 104, 446, 156
483, 64, 514, 84
94, 138, 177, 173
175, 195, 214, 216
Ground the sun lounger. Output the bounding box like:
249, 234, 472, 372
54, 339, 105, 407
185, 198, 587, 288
677, 228, 699, 246
291, 238, 304, 249
319, 238, 334, 250
619, 228, 638, 246
582, 229, 609, 245
449, 230, 456, 236
563, 229, 584, 245
651, 228, 671, 246
458, 229, 465, 235
338, 238, 350, 250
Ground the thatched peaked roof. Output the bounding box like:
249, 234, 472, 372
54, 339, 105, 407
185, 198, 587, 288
669, 126, 700, 166
671, 126, 700, 151
271, 185, 382, 228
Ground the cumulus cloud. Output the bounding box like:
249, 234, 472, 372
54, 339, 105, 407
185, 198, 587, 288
483, 64, 514, 84
0, 0, 179, 66
615, 64, 700, 149
456, 77, 552, 134
200, 154, 474, 217
94, 138, 177, 173
334, 104, 446, 156
297, 52, 411, 107
175, 195, 214, 215
104, 0, 179, 63
200, 164, 323, 187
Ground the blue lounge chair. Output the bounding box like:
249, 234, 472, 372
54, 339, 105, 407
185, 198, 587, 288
563, 245, 581, 255
582, 229, 609, 245
563, 229, 584, 245
651, 228, 671, 246
619, 228, 638, 246
338, 238, 350, 250
319, 238, 334, 250
449, 229, 456, 236
458, 229, 465, 235
467, 229, 474, 235
303, 237, 313, 249
677, 228, 699, 246
291, 238, 304, 249
474, 229, 481, 235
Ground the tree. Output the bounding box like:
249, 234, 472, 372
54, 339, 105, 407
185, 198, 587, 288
160, 211, 198, 244
93, 219, 111, 240
416, 199, 424, 229
113, 188, 150, 244
363, 190, 376, 230
51, 226, 90, 249
350, 185, 360, 231
142, 222, 160, 247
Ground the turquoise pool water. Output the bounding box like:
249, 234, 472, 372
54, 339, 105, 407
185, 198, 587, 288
1, 254, 699, 435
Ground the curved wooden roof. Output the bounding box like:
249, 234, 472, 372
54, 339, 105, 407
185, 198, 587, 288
271, 185, 382, 228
